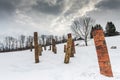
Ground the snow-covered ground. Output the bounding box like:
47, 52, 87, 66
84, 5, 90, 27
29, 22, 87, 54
0, 36, 120, 80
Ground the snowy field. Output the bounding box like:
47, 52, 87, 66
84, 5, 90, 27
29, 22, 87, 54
0, 36, 120, 80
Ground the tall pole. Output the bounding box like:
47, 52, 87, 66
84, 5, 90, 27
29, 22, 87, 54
34, 32, 39, 63
92, 25, 113, 77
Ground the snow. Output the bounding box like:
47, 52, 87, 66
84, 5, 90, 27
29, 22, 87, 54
0, 35, 120, 80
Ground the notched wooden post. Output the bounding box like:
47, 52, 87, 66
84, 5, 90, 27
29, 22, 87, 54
64, 33, 74, 64
92, 24, 113, 77
34, 32, 39, 63
52, 39, 57, 54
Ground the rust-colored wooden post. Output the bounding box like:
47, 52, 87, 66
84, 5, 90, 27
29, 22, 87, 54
34, 32, 39, 63
38, 44, 42, 56
64, 33, 73, 63
92, 24, 113, 77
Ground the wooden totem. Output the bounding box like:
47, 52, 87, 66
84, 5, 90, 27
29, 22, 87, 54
34, 32, 39, 63
92, 24, 113, 77
64, 33, 74, 64
52, 39, 57, 54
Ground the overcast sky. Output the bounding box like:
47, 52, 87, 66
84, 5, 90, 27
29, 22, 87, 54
0, 0, 120, 37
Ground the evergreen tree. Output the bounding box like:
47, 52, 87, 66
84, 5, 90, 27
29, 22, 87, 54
105, 22, 116, 36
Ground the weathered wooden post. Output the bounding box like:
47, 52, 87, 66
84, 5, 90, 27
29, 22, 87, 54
52, 39, 57, 54
64, 33, 73, 63
38, 44, 42, 56
64, 45, 66, 53
54, 46, 57, 53
92, 24, 113, 77
34, 32, 39, 63
71, 40, 75, 54
52, 39, 55, 52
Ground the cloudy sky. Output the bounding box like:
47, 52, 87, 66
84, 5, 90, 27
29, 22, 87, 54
0, 0, 120, 37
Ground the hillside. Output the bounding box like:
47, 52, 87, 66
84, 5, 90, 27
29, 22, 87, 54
0, 36, 120, 80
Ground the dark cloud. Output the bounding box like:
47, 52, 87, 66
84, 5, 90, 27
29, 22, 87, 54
96, 0, 120, 10
0, 0, 20, 19
32, 0, 64, 15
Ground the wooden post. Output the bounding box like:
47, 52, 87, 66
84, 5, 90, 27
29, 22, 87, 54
72, 40, 76, 54
64, 33, 73, 63
92, 25, 113, 77
34, 32, 39, 63
52, 39, 57, 54
64, 45, 66, 53
69, 34, 74, 57
54, 46, 57, 54
30, 42, 33, 52
64, 46, 71, 64
38, 44, 42, 56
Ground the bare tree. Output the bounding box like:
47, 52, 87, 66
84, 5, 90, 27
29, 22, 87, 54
0, 42, 4, 51
20, 35, 25, 48
71, 16, 95, 46
41, 35, 46, 46
62, 35, 67, 43
26, 36, 33, 48
45, 35, 52, 46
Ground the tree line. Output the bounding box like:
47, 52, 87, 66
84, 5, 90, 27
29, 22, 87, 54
0, 34, 67, 52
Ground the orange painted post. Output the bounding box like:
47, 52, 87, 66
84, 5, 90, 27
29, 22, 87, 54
92, 25, 113, 77
34, 32, 39, 63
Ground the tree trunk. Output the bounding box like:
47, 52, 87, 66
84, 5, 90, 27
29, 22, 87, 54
85, 37, 88, 46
